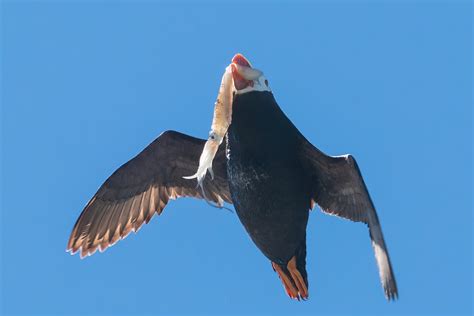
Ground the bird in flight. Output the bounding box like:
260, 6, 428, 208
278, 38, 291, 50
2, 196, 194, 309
67, 54, 398, 301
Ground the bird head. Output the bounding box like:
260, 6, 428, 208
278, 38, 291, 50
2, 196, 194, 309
231, 53, 271, 95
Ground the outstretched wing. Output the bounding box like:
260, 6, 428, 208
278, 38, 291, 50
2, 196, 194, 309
67, 130, 232, 258
299, 139, 398, 300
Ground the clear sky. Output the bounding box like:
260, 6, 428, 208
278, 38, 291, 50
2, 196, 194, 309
1, 1, 472, 315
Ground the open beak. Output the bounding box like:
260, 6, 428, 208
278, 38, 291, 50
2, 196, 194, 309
232, 53, 252, 68
231, 54, 255, 91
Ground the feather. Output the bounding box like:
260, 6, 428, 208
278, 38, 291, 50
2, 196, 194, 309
67, 131, 232, 257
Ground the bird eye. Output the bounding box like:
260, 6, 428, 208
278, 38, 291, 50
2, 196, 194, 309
264, 79, 269, 87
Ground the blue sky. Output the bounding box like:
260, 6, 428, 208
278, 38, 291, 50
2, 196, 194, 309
1, 1, 472, 315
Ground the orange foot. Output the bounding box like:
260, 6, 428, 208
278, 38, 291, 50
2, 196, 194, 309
272, 256, 309, 300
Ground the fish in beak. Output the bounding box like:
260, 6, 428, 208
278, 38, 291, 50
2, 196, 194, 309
184, 54, 268, 187
231, 54, 264, 91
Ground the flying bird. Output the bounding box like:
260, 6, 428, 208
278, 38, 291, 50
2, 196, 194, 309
67, 54, 398, 301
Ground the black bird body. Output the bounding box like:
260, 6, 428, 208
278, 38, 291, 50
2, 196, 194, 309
227, 91, 310, 268
67, 54, 398, 301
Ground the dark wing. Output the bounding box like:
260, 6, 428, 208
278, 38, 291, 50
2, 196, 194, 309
299, 139, 398, 300
67, 130, 232, 258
